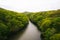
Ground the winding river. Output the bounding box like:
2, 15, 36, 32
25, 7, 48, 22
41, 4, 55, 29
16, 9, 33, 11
9, 21, 41, 40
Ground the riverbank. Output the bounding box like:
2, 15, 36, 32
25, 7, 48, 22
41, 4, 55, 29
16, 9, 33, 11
8, 21, 41, 40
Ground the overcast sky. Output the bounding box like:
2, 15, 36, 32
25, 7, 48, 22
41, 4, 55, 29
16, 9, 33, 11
0, 0, 60, 12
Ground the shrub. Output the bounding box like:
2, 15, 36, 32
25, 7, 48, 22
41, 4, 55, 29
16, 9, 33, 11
44, 28, 56, 40
50, 34, 60, 40
51, 17, 60, 32
38, 18, 52, 32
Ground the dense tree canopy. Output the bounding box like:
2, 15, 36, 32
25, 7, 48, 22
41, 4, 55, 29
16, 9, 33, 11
29, 9, 60, 40
0, 8, 29, 40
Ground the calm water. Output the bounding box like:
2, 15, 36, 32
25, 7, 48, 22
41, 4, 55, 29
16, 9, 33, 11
9, 21, 41, 40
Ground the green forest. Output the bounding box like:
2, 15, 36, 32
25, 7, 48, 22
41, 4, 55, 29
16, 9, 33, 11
0, 8, 29, 40
0, 8, 60, 40
28, 9, 60, 40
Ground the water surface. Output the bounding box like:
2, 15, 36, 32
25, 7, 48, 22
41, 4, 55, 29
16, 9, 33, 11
9, 21, 41, 40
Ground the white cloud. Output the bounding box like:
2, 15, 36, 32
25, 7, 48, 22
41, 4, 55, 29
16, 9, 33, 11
0, 0, 60, 12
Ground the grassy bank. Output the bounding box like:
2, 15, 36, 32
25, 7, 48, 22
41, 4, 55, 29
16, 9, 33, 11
0, 8, 29, 40
28, 9, 60, 40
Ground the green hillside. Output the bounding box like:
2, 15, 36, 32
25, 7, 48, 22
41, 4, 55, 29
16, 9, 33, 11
29, 9, 60, 40
0, 8, 29, 40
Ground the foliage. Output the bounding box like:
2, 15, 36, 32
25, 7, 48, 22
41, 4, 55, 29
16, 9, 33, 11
29, 9, 60, 40
50, 34, 60, 40
44, 28, 56, 40
0, 8, 29, 40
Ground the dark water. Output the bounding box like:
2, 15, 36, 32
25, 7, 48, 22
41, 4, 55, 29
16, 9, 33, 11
9, 21, 41, 40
